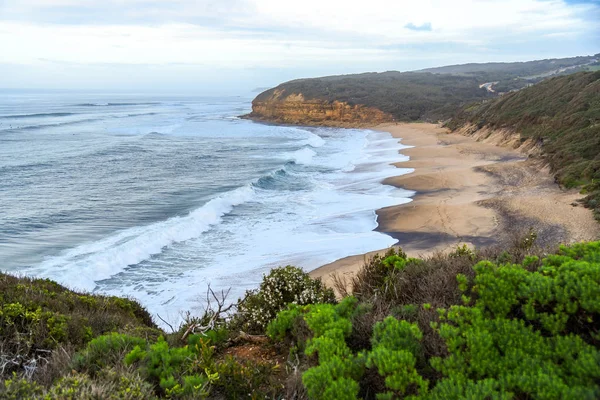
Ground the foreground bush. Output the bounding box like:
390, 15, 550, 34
0, 265, 331, 399
124, 332, 278, 399
236, 265, 335, 333
2, 242, 598, 399
269, 242, 600, 399
0, 273, 158, 380
72, 333, 148, 375
2, 368, 156, 400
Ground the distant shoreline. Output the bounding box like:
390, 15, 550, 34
309, 122, 600, 289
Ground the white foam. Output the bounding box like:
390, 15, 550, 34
284, 147, 317, 165
28, 185, 255, 291
94, 128, 417, 329
26, 121, 415, 330
300, 132, 325, 148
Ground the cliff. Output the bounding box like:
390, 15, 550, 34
248, 71, 493, 125
247, 54, 599, 126
249, 90, 394, 126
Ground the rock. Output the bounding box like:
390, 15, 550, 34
248, 90, 393, 126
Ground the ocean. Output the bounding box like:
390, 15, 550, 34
0, 92, 414, 326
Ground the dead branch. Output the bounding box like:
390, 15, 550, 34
156, 314, 176, 333
181, 284, 235, 342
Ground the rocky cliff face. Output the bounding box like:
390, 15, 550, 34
248, 90, 393, 126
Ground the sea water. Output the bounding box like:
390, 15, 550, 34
0, 92, 414, 326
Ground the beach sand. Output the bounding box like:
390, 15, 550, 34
310, 122, 599, 288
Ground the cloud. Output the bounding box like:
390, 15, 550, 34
0, 0, 598, 90
405, 22, 432, 31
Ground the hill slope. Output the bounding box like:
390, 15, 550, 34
447, 71, 600, 186
249, 54, 599, 125
447, 71, 600, 216
4, 240, 599, 399
420, 54, 600, 92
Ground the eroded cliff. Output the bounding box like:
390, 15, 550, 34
248, 90, 394, 126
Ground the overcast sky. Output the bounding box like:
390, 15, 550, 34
1, 0, 599, 94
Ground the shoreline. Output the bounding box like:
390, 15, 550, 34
309, 122, 600, 288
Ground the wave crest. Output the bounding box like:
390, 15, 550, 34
30, 186, 255, 290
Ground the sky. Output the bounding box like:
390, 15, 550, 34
0, 0, 599, 94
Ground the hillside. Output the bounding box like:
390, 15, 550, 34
248, 54, 599, 125
250, 72, 495, 124
420, 54, 600, 92
446, 71, 600, 217
2, 238, 599, 399
420, 54, 598, 76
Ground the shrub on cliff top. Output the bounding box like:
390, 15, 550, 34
0, 272, 158, 380
236, 266, 335, 333
268, 241, 600, 399
72, 333, 148, 375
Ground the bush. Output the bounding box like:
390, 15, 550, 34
236, 266, 335, 333
44, 369, 156, 400
367, 317, 428, 398
302, 300, 365, 400
123, 331, 281, 399
213, 355, 277, 399
268, 241, 600, 399
72, 333, 147, 375
0, 272, 157, 380
267, 297, 364, 399
1, 374, 44, 399
124, 336, 213, 397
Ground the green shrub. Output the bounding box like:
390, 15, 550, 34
125, 336, 199, 395
73, 333, 147, 375
270, 297, 363, 399
213, 355, 276, 399
366, 317, 428, 398
1, 374, 44, 399
124, 333, 233, 398
266, 304, 303, 341
382, 250, 408, 270
0, 272, 157, 380
431, 307, 600, 399
95, 368, 157, 400
429, 241, 600, 399
237, 266, 335, 333
44, 370, 156, 400
270, 241, 600, 399
44, 372, 106, 399
449, 244, 476, 260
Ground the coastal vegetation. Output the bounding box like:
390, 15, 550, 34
3, 233, 599, 399
253, 72, 495, 122
420, 55, 600, 93
251, 54, 599, 123
446, 71, 600, 219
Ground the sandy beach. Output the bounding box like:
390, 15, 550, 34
310, 122, 600, 287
